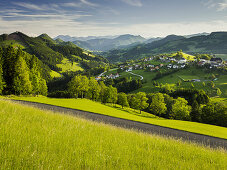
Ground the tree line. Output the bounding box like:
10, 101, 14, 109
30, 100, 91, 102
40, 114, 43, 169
65, 75, 227, 127
0, 46, 47, 95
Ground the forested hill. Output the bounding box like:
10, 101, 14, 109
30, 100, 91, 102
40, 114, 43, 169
0, 32, 109, 79
105, 32, 227, 62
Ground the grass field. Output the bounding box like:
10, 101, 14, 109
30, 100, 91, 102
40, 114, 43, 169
50, 70, 62, 78
7, 96, 227, 139
170, 52, 195, 60
0, 100, 226, 169
115, 67, 227, 97
56, 58, 84, 73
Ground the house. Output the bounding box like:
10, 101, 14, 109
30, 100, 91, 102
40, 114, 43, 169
155, 66, 159, 70
150, 68, 155, 71
167, 64, 172, 69
127, 67, 133, 72
210, 58, 223, 64
173, 65, 179, 69
95, 77, 102, 80
178, 58, 187, 64
191, 79, 201, 82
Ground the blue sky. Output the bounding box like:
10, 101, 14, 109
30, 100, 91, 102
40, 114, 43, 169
0, 0, 227, 38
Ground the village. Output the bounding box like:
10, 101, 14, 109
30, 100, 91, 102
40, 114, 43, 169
96, 54, 226, 80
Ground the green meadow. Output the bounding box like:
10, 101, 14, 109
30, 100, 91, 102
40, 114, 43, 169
56, 58, 84, 73
115, 66, 227, 97
9, 96, 227, 139
0, 100, 226, 169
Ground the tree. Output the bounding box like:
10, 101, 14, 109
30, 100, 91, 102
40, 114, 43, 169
103, 85, 117, 105
30, 55, 43, 95
216, 88, 222, 96
163, 94, 175, 118
2, 46, 17, 93
202, 82, 205, 87
0, 47, 5, 94
88, 78, 101, 101
117, 92, 129, 108
80, 76, 89, 98
127, 94, 139, 111
136, 92, 148, 114
171, 97, 191, 120
39, 79, 48, 96
149, 93, 167, 116
99, 81, 107, 103
190, 100, 201, 122
68, 75, 82, 98
13, 55, 32, 95
201, 102, 227, 127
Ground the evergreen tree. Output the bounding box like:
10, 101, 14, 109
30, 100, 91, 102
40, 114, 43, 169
39, 79, 48, 96
3, 46, 17, 93
0, 47, 5, 94
30, 55, 42, 95
13, 54, 32, 95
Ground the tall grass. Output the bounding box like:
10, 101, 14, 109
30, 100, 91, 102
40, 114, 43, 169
10, 96, 227, 139
0, 100, 226, 169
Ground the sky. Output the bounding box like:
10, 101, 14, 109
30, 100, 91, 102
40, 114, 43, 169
0, 0, 227, 38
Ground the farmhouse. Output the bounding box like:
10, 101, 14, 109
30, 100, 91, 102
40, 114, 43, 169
210, 58, 223, 64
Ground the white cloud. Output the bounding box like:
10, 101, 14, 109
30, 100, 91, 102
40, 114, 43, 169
121, 0, 142, 7
217, 0, 227, 11
12, 2, 59, 11
80, 0, 98, 7
61, 2, 81, 8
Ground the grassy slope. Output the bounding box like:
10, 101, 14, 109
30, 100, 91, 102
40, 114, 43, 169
120, 67, 227, 97
8, 96, 227, 139
56, 58, 84, 73
170, 52, 195, 60
0, 100, 226, 169
50, 70, 62, 78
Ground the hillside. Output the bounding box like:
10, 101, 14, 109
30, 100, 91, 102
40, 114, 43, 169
105, 32, 227, 62
73, 34, 146, 51
1, 100, 226, 169
10, 96, 227, 139
0, 32, 108, 79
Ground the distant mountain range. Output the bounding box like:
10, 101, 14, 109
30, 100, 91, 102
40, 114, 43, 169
103, 32, 227, 62
54, 35, 119, 42
55, 34, 147, 51
55, 33, 211, 52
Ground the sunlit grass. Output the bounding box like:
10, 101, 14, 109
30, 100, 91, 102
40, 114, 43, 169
8, 96, 227, 139
56, 58, 84, 73
0, 100, 226, 169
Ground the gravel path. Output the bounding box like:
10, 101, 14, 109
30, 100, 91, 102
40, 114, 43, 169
12, 99, 227, 149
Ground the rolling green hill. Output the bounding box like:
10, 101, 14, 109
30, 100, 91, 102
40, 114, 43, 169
0, 32, 108, 79
105, 32, 227, 62
1, 100, 226, 169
